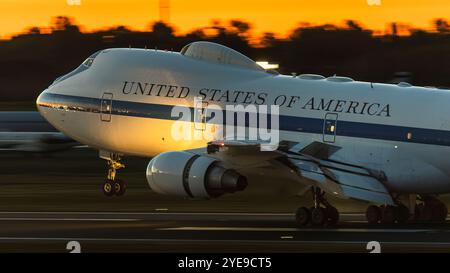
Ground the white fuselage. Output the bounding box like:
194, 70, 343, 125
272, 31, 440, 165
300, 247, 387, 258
37, 48, 450, 194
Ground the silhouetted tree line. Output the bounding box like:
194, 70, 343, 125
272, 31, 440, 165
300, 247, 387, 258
0, 16, 449, 101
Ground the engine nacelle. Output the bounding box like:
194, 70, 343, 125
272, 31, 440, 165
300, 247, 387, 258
146, 151, 248, 198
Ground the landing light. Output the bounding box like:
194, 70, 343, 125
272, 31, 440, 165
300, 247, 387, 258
256, 61, 279, 70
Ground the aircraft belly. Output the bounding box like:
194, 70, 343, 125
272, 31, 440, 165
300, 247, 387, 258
106, 116, 209, 157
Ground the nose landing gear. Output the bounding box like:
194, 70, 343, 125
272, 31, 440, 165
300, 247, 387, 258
102, 178, 126, 197
100, 151, 127, 197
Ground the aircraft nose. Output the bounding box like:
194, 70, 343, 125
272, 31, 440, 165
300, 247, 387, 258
36, 88, 67, 136
36, 88, 56, 125
36, 89, 48, 116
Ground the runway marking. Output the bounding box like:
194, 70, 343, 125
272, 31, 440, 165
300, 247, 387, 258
1, 211, 446, 219
0, 218, 139, 222
159, 226, 432, 233
0, 212, 366, 220
0, 211, 297, 216
0, 237, 449, 248
159, 227, 306, 232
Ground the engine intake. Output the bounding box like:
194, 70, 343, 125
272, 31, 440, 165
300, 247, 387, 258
146, 151, 247, 199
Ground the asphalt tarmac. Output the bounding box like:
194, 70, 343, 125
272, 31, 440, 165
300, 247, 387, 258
0, 212, 450, 253
1, 150, 450, 253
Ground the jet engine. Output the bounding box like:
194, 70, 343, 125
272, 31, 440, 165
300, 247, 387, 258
146, 151, 248, 198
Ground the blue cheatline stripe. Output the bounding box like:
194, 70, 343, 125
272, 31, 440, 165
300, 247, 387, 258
37, 92, 450, 147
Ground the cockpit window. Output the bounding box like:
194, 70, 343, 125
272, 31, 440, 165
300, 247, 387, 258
82, 50, 102, 67
52, 50, 103, 85
82, 58, 94, 67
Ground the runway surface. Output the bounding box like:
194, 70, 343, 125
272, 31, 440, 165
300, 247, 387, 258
0, 212, 450, 253
2, 149, 450, 253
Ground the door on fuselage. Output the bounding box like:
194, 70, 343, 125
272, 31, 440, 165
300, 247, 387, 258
100, 92, 113, 122
194, 100, 208, 131
323, 113, 338, 143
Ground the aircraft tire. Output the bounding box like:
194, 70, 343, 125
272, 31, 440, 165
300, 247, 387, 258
395, 204, 410, 224
416, 203, 433, 222
430, 200, 448, 223
380, 205, 396, 225
326, 206, 339, 226
102, 180, 115, 197
114, 179, 127, 196
311, 207, 327, 226
366, 205, 381, 225
295, 207, 311, 227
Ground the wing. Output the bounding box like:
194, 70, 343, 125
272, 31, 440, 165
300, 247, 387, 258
190, 140, 394, 205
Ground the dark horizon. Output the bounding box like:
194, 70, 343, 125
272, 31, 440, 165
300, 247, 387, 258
1, 16, 449, 103
3, 16, 450, 42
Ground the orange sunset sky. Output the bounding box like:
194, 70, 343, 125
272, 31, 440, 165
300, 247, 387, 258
0, 0, 449, 39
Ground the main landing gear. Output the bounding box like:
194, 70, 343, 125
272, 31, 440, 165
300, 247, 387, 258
365, 204, 409, 225
100, 151, 126, 197
415, 196, 448, 223
366, 195, 448, 225
295, 187, 339, 227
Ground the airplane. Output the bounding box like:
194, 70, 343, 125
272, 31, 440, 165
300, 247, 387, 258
0, 111, 79, 153
36, 41, 450, 226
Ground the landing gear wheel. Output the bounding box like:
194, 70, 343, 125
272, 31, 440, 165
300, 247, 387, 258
326, 206, 339, 226
366, 205, 381, 225
395, 204, 410, 224
416, 203, 433, 222
295, 207, 311, 227
311, 207, 327, 226
381, 205, 396, 225
101, 152, 126, 197
431, 200, 448, 223
415, 197, 448, 223
294, 187, 340, 228
114, 180, 127, 196
415, 203, 424, 221
102, 180, 115, 197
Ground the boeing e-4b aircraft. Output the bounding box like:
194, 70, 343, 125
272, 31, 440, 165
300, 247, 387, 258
37, 42, 449, 226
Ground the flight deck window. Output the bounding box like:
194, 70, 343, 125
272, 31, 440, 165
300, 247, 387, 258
83, 58, 94, 67
52, 50, 102, 85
